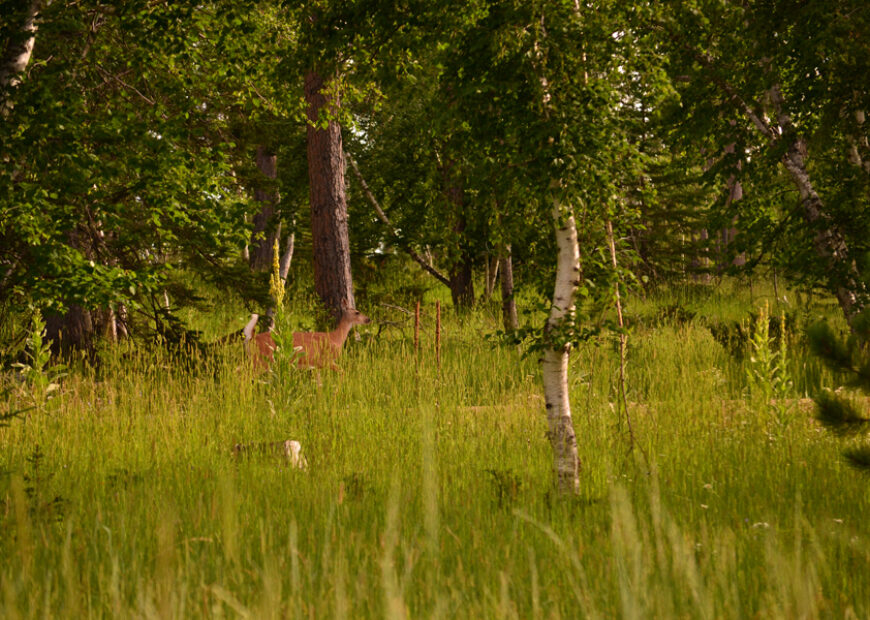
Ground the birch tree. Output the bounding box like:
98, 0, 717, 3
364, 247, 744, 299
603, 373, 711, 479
0, 0, 42, 112
431, 0, 642, 491
656, 0, 870, 322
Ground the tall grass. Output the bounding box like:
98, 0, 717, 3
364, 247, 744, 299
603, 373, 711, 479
1, 284, 868, 617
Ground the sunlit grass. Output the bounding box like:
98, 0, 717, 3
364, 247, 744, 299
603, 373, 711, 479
1, 283, 868, 617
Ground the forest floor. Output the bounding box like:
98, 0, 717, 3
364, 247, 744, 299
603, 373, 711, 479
1, 280, 868, 618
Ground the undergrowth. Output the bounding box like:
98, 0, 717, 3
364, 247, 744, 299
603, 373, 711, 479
0, 282, 867, 618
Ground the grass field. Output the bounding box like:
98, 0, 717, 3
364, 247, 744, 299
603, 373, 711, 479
1, 281, 868, 618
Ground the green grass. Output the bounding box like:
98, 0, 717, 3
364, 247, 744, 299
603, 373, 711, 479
1, 283, 869, 618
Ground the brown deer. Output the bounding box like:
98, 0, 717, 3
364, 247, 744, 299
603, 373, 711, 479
243, 302, 371, 370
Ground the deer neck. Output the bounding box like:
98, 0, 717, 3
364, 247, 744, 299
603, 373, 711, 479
330, 319, 353, 347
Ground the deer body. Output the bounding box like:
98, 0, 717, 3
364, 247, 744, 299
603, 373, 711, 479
244, 307, 370, 370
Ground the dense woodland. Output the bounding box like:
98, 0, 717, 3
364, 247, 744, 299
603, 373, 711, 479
2, 1, 870, 617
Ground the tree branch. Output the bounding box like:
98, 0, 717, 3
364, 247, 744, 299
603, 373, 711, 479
345, 151, 451, 288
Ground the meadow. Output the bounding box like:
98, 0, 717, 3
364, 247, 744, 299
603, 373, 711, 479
1, 280, 869, 618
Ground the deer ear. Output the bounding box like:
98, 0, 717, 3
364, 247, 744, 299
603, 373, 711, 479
340, 298, 349, 310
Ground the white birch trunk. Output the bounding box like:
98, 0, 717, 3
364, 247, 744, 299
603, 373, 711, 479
0, 0, 42, 111
483, 255, 499, 301
763, 84, 866, 320
780, 138, 865, 320
541, 194, 581, 494
279, 230, 295, 282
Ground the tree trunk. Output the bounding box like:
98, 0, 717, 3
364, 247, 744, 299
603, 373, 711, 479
448, 215, 475, 309
499, 248, 518, 332
541, 195, 581, 494
279, 230, 295, 282
781, 137, 866, 321
484, 254, 500, 302
305, 71, 355, 320
751, 84, 866, 321
45, 304, 94, 356
449, 258, 474, 309
721, 140, 745, 268
0, 0, 41, 113
249, 146, 280, 272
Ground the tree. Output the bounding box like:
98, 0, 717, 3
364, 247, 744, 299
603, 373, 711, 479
0, 1, 276, 348
655, 0, 870, 322
248, 146, 281, 272
0, 0, 41, 110
429, 0, 646, 491
305, 70, 356, 319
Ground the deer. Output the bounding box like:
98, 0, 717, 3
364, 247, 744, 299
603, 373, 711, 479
243, 302, 371, 371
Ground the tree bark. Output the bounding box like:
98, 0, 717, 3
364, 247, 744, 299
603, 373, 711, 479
45, 304, 94, 356
249, 146, 280, 272
0, 0, 42, 113
499, 248, 518, 332
448, 214, 475, 309
449, 257, 474, 309
721, 140, 745, 268
766, 85, 867, 320
279, 231, 295, 282
305, 71, 355, 320
541, 194, 581, 494
782, 136, 865, 320
483, 254, 499, 302
535, 10, 581, 494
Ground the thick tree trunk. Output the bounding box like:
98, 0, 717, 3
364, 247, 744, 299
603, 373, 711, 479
541, 195, 581, 494
249, 146, 280, 272
499, 248, 518, 332
440, 162, 475, 309
448, 214, 475, 309
305, 71, 355, 320
449, 258, 474, 309
45, 304, 94, 355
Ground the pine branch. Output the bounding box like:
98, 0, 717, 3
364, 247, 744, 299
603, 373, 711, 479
807, 322, 855, 374
843, 442, 870, 472
814, 391, 870, 437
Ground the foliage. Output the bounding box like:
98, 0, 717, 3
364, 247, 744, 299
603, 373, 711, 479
745, 302, 794, 432
0, 288, 866, 617
10, 308, 65, 411
653, 0, 870, 307
0, 1, 300, 344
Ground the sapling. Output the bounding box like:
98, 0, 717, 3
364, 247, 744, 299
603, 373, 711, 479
12, 308, 66, 412
745, 302, 794, 434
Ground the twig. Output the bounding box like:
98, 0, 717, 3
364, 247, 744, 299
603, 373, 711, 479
380, 302, 412, 316
414, 300, 420, 360
435, 300, 441, 375
606, 220, 637, 454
